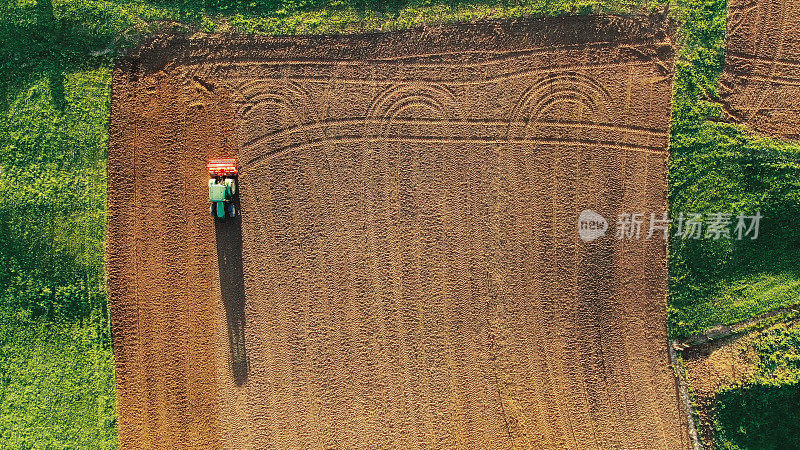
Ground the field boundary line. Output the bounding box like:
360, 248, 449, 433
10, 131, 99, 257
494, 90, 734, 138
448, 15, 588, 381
668, 343, 703, 450
673, 306, 800, 351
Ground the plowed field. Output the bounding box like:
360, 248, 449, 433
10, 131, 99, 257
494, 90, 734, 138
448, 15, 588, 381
720, 0, 800, 138
108, 15, 688, 448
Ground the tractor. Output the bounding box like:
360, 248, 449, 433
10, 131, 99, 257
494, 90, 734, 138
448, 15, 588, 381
207, 158, 238, 219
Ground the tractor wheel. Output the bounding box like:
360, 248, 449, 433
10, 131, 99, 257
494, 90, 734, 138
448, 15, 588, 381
226, 178, 237, 195
227, 203, 237, 218
210, 204, 216, 218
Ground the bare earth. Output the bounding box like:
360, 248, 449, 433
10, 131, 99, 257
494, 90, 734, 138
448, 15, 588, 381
108, 15, 689, 448
720, 0, 800, 138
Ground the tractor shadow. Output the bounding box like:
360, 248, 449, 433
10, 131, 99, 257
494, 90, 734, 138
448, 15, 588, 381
214, 202, 249, 385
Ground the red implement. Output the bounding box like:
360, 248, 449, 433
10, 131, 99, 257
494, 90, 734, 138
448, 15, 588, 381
207, 158, 238, 177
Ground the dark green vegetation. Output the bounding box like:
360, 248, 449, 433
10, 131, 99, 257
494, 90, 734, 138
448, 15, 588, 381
1, 0, 798, 446
712, 323, 800, 449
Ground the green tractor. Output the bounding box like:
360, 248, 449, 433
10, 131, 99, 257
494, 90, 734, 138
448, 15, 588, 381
207, 158, 238, 219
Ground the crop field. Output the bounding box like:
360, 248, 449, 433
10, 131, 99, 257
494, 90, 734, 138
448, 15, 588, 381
719, 0, 800, 139
107, 15, 688, 448
3, 0, 800, 447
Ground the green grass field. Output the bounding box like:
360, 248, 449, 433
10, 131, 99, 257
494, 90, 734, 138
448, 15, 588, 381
0, 315, 116, 448
2, 0, 800, 446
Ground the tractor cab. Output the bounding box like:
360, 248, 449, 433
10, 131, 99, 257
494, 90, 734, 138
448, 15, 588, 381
208, 158, 238, 219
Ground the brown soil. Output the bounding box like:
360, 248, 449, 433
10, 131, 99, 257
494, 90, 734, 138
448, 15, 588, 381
108, 14, 689, 448
720, 0, 800, 139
